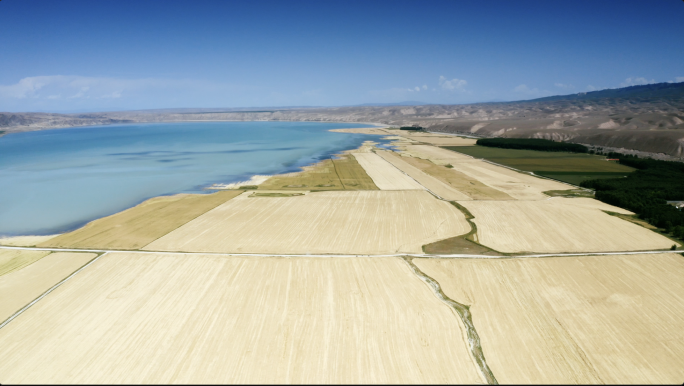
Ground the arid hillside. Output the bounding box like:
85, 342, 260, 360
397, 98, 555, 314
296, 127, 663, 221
2, 82, 683, 157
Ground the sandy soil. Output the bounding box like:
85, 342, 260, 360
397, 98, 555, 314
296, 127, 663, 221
415, 254, 684, 384
0, 235, 58, 247
352, 153, 424, 190
461, 199, 678, 253
0, 253, 485, 384
0, 252, 97, 323
144, 191, 470, 254
374, 150, 472, 200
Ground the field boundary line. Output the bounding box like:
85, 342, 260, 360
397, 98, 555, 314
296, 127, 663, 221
402, 256, 498, 385
0, 252, 108, 331
0, 245, 678, 259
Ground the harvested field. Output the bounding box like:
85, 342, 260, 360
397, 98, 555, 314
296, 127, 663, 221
0, 252, 96, 323
0, 249, 50, 276
0, 235, 57, 247
399, 147, 573, 200
0, 253, 485, 384
396, 132, 477, 146
395, 153, 513, 200
415, 254, 684, 384
329, 127, 389, 135
331, 154, 379, 190
258, 154, 378, 191
39, 190, 243, 250
144, 191, 469, 254
258, 159, 344, 190
352, 153, 424, 190
402, 144, 477, 164
461, 199, 677, 253
375, 150, 471, 200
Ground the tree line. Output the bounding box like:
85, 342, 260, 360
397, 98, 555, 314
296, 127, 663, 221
580, 153, 684, 241
476, 138, 588, 153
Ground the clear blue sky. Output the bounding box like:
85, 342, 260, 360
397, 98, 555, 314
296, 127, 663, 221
1, 0, 682, 112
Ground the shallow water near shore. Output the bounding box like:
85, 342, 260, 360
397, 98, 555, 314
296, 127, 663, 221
0, 121, 383, 236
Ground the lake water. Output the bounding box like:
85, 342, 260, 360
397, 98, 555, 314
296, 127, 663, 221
0, 121, 386, 236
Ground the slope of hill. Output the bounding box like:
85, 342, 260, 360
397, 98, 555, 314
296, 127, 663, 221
1, 83, 683, 158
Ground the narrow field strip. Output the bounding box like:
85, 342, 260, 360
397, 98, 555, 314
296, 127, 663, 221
352, 152, 424, 190
0, 252, 104, 330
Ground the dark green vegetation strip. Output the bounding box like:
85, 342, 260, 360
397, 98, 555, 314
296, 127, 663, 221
443, 146, 634, 185
476, 138, 588, 153
535, 172, 630, 186
581, 155, 684, 243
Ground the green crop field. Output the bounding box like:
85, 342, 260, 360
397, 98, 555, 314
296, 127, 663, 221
442, 146, 634, 185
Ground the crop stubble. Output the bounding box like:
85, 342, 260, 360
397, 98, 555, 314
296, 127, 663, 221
414, 254, 684, 384
0, 252, 97, 323
352, 153, 424, 190
374, 150, 472, 200
461, 198, 676, 253
144, 191, 470, 254
0, 253, 485, 384
39, 190, 243, 250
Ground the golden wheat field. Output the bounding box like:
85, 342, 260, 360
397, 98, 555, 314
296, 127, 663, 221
39, 190, 243, 250
461, 199, 677, 253
0, 249, 51, 277
0, 253, 485, 384
398, 155, 514, 200
328, 127, 390, 135
374, 150, 472, 200
395, 132, 477, 146
415, 254, 684, 384
144, 191, 469, 254
0, 252, 97, 323
352, 152, 424, 190
397, 145, 571, 199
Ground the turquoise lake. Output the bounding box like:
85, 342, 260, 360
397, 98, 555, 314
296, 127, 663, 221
0, 121, 387, 236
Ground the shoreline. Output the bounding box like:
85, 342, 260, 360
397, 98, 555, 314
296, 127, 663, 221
0, 128, 392, 239
0, 119, 388, 135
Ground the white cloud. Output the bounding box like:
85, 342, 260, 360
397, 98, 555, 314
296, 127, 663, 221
586, 85, 597, 91
554, 83, 574, 89
619, 77, 655, 87
673, 77, 684, 83
439, 76, 467, 91
513, 84, 539, 94
414, 86, 420, 92
422, 85, 427, 90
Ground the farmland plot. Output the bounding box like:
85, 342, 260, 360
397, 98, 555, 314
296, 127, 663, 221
39, 190, 243, 250
415, 254, 684, 384
352, 153, 424, 190
144, 191, 469, 254
396, 132, 477, 146
0, 253, 485, 384
461, 199, 677, 253
375, 150, 471, 200
0, 252, 97, 323
394, 154, 513, 200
